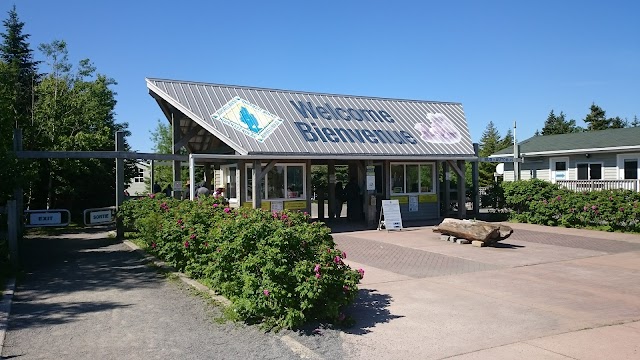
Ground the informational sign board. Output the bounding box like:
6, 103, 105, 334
366, 166, 375, 191
378, 200, 403, 231
173, 181, 183, 191
478, 157, 523, 163
271, 201, 284, 212
409, 196, 419, 212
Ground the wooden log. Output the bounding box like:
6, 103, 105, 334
433, 218, 511, 242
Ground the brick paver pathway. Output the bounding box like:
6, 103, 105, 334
333, 235, 499, 278
509, 229, 640, 253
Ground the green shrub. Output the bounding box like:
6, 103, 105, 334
496, 180, 640, 232
118, 195, 362, 329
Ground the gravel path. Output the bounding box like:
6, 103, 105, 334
1, 229, 345, 359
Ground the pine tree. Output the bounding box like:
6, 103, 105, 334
541, 110, 580, 135
478, 121, 502, 186
631, 115, 639, 127
584, 104, 610, 131
0, 5, 38, 128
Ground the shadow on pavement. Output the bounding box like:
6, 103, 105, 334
492, 242, 526, 249
9, 231, 163, 331
343, 289, 402, 335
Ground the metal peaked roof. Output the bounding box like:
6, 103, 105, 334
494, 127, 640, 156
146, 78, 475, 159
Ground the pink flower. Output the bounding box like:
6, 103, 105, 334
272, 212, 278, 218
314, 264, 321, 273
149, 193, 155, 199
204, 242, 209, 247
213, 203, 219, 208
591, 205, 597, 210
542, 199, 547, 204
343, 285, 349, 292
583, 206, 588, 211
263, 289, 270, 297
315, 273, 321, 279
327, 249, 331, 253
357, 268, 365, 279
303, 212, 308, 216
619, 207, 625, 212
609, 196, 613, 201
184, 241, 189, 248
342, 251, 347, 259
177, 219, 183, 225
334, 256, 342, 264
181, 225, 185, 230
556, 196, 562, 201
281, 214, 288, 220
224, 207, 231, 213
151, 242, 156, 248
190, 234, 196, 240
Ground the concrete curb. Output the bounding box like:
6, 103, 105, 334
0, 277, 16, 356
121, 240, 323, 359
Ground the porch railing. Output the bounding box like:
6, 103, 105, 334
556, 179, 640, 192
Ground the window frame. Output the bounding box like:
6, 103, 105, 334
576, 162, 604, 180
617, 153, 640, 180
389, 162, 436, 195
246, 163, 306, 201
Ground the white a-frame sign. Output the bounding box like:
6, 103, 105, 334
378, 200, 403, 231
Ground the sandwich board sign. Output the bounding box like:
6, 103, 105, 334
378, 200, 403, 231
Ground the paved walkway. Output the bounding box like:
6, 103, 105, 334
334, 222, 640, 359
3, 222, 640, 359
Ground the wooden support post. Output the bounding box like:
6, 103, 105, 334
172, 114, 182, 199
252, 160, 262, 210
472, 143, 480, 216
457, 160, 467, 219
327, 160, 335, 219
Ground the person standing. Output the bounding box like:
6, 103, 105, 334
344, 177, 361, 221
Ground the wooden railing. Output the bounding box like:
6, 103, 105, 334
556, 180, 640, 192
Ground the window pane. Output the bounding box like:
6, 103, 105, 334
590, 164, 602, 180
406, 165, 419, 193
287, 166, 304, 198
420, 164, 433, 192
391, 165, 405, 194
624, 160, 638, 179
246, 167, 265, 200
577, 164, 588, 180
226, 167, 237, 198
555, 161, 567, 171
267, 166, 285, 199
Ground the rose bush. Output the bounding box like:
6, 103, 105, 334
118, 195, 362, 329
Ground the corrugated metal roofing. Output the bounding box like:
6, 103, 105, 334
146, 78, 475, 158
494, 127, 640, 155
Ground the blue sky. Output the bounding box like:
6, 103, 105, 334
5, 0, 639, 153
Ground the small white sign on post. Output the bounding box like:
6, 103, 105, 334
90, 210, 113, 224
30, 212, 62, 226
409, 196, 419, 212
173, 181, 183, 191
378, 200, 403, 231
366, 166, 375, 191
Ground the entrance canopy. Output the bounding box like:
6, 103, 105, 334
146, 78, 475, 160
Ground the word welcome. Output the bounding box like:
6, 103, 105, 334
290, 100, 417, 144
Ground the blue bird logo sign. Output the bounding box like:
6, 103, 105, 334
211, 96, 283, 142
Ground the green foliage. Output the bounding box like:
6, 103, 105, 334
478, 121, 512, 186
119, 196, 362, 330
498, 180, 640, 232
541, 110, 581, 135
584, 103, 627, 131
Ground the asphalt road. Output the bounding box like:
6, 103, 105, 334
2, 229, 345, 359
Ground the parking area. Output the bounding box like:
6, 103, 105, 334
334, 222, 640, 359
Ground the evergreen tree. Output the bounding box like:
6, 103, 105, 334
631, 115, 640, 127
584, 104, 608, 130
478, 121, 502, 186
541, 110, 580, 135
499, 129, 513, 151
0, 5, 38, 128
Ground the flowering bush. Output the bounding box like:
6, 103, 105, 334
118, 195, 362, 329
499, 180, 640, 232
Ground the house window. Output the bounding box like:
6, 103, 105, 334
226, 166, 237, 199
577, 163, 602, 180
624, 160, 638, 179
133, 167, 145, 183
247, 163, 305, 200
390, 163, 435, 194
555, 162, 567, 171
